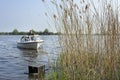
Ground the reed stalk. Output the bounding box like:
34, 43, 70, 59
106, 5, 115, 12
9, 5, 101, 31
43, 0, 120, 80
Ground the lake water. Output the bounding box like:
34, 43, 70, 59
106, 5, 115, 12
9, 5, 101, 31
0, 35, 60, 80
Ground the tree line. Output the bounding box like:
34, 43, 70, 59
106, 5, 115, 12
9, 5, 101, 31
0, 29, 61, 35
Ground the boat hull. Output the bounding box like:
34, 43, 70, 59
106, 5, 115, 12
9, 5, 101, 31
17, 41, 42, 50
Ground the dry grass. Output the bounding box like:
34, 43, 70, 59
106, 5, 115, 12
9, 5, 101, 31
43, 0, 120, 80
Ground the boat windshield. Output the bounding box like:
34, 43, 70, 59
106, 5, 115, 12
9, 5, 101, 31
20, 35, 39, 42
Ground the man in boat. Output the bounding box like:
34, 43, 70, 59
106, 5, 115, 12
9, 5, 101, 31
28, 30, 34, 35
28, 30, 35, 41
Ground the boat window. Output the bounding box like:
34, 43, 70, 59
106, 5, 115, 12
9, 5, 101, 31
31, 36, 35, 41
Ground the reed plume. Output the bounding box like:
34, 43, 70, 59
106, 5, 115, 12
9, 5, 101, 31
45, 0, 120, 80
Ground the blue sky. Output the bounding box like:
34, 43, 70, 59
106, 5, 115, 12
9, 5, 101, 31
0, 0, 119, 32
0, 0, 56, 32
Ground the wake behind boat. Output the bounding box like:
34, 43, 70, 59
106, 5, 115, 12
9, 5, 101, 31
17, 35, 43, 50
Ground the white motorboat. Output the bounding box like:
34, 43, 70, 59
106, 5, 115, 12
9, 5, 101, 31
17, 35, 43, 50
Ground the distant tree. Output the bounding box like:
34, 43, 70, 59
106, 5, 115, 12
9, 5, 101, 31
0, 28, 58, 35
19, 32, 27, 35
38, 31, 43, 35
43, 28, 49, 34
12, 29, 19, 35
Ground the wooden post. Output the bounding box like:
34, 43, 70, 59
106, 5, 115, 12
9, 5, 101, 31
28, 64, 45, 80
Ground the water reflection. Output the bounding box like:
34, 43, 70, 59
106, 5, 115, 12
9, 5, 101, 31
19, 48, 49, 63
19, 49, 38, 58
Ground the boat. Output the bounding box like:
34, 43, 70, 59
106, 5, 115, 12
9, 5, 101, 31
17, 35, 43, 50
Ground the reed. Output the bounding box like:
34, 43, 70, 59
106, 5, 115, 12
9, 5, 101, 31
44, 0, 120, 80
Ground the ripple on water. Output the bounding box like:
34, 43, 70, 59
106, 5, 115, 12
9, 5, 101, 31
0, 35, 60, 80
